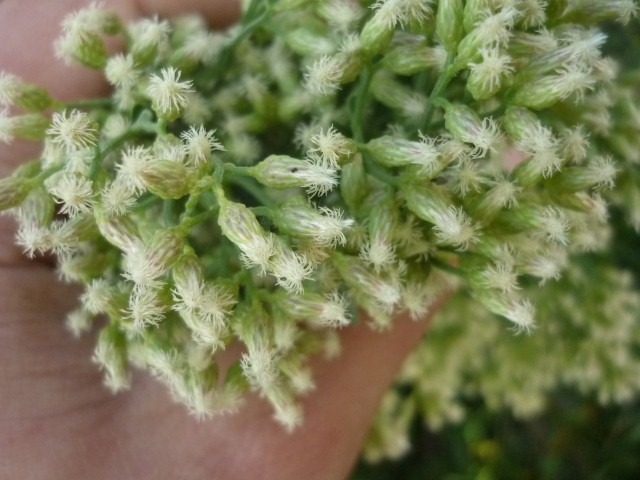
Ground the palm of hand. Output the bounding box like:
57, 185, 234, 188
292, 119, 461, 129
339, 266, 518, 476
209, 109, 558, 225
0, 2, 438, 478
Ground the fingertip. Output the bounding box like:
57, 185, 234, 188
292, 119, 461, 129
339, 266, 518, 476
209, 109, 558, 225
136, 0, 242, 28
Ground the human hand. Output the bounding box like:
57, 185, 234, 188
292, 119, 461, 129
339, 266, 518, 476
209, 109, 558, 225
0, 2, 442, 478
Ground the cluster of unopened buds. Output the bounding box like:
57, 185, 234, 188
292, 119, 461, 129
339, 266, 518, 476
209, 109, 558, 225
0, 0, 638, 432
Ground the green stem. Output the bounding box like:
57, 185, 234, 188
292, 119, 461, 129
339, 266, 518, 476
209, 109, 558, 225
34, 162, 65, 183
88, 128, 146, 180
350, 66, 375, 143
431, 256, 464, 277
223, 163, 252, 177
422, 54, 458, 131
225, 174, 275, 207
181, 207, 219, 230
163, 199, 178, 227
362, 156, 399, 187
250, 206, 271, 217
63, 98, 113, 110
208, 1, 272, 88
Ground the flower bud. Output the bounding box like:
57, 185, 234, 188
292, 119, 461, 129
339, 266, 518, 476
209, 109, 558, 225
402, 183, 478, 249
436, 0, 465, 53
129, 17, 171, 66
250, 155, 338, 196
510, 64, 596, 111
47, 110, 98, 152
467, 47, 514, 100
503, 107, 562, 185
455, 8, 517, 70
493, 205, 570, 245
93, 324, 130, 392
57, 30, 108, 69
271, 201, 353, 248
560, 0, 638, 25
0, 175, 34, 211
370, 71, 427, 123
467, 177, 520, 222
361, 191, 401, 271
285, 28, 336, 57
0, 72, 53, 111
340, 155, 369, 213
359, 8, 396, 57
462, 0, 493, 33
217, 196, 275, 272
365, 134, 440, 175
331, 252, 401, 316
383, 43, 447, 76
268, 238, 314, 294
138, 159, 196, 199
10, 113, 51, 141
473, 289, 536, 334
147, 67, 194, 122
443, 103, 501, 158
53, 213, 100, 247
275, 290, 351, 329
545, 156, 617, 193
94, 209, 141, 252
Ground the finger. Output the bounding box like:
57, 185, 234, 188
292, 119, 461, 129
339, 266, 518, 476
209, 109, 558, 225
103, 302, 447, 480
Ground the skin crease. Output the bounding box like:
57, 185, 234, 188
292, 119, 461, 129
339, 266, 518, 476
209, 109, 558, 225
0, 1, 444, 478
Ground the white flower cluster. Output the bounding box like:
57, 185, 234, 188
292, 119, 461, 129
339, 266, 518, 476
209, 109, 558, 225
0, 0, 638, 439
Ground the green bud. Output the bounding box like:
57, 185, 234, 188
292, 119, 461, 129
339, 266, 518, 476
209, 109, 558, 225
545, 157, 617, 193
466, 178, 520, 223
12, 113, 50, 141
559, 0, 638, 25
454, 8, 517, 71
510, 66, 597, 111
472, 288, 536, 333
285, 28, 335, 57
331, 252, 400, 324
444, 103, 501, 157
466, 48, 514, 100
8, 81, 55, 111
462, 0, 494, 33
20, 185, 55, 227
146, 227, 186, 272
436, 0, 465, 53
139, 160, 196, 199
93, 323, 130, 392
546, 0, 568, 20
271, 201, 353, 248
367, 189, 402, 246
402, 182, 478, 249
370, 71, 426, 123
383, 43, 447, 76
359, 12, 395, 57
364, 135, 441, 176
54, 213, 100, 245
74, 32, 108, 69
250, 155, 337, 195
0, 175, 34, 211
217, 195, 275, 271
492, 205, 570, 245
340, 155, 369, 214
94, 210, 141, 252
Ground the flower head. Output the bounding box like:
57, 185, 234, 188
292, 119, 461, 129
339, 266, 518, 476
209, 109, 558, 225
147, 67, 194, 120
